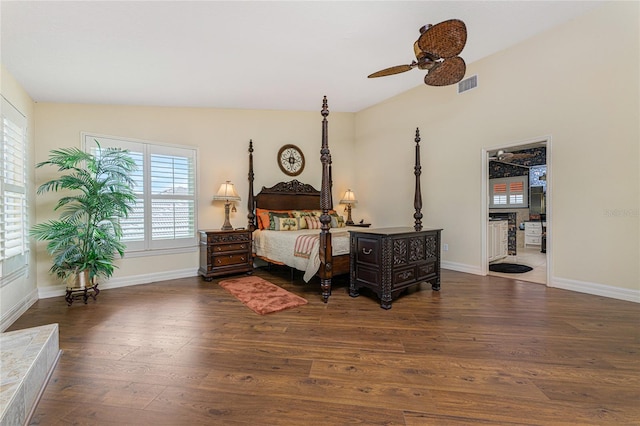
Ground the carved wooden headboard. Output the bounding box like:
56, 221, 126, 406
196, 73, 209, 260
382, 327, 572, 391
254, 180, 322, 212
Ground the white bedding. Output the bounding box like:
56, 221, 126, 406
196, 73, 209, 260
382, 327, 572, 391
253, 228, 350, 282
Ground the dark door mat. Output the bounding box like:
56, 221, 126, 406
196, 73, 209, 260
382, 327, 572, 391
489, 263, 533, 273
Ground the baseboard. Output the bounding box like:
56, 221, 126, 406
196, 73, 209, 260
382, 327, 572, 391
441, 261, 482, 276
37, 268, 199, 299
550, 276, 640, 303
0, 288, 39, 332
441, 261, 639, 304
32, 266, 640, 304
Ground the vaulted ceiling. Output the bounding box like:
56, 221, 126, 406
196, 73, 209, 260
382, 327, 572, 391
1, 1, 604, 112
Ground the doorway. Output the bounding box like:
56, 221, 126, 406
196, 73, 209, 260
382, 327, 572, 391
482, 137, 551, 285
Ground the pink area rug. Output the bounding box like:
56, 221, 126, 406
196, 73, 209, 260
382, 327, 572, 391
218, 276, 308, 315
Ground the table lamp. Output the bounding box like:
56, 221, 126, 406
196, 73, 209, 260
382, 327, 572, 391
340, 189, 358, 225
212, 181, 241, 230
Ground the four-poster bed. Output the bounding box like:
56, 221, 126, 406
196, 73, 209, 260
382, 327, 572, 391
247, 96, 346, 302
246, 97, 436, 304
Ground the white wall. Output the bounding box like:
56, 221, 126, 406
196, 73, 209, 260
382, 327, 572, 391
0, 65, 38, 331
354, 2, 639, 300
32, 102, 355, 295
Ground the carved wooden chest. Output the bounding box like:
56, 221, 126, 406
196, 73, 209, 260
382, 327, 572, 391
349, 227, 442, 309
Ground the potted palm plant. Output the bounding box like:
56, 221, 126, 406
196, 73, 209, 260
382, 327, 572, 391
30, 142, 137, 289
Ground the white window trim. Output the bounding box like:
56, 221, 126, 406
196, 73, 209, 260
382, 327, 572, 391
83, 133, 198, 256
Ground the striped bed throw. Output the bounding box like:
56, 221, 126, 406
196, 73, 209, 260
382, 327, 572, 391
294, 234, 319, 259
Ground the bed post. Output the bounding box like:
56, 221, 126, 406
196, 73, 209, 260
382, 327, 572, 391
414, 128, 423, 231
247, 139, 256, 231
319, 96, 333, 303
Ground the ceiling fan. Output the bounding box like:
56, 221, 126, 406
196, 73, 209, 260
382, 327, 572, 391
367, 19, 467, 86
489, 150, 535, 163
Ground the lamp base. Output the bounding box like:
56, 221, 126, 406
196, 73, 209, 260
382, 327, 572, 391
221, 202, 234, 230
345, 205, 354, 226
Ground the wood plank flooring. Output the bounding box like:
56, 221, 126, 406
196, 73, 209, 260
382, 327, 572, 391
7, 267, 640, 425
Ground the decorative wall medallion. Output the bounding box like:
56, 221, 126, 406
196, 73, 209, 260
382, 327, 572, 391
277, 144, 305, 176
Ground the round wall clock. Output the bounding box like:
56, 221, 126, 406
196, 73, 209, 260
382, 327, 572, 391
277, 144, 305, 176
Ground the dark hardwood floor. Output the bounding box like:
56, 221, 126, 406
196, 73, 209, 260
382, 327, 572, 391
8, 267, 640, 425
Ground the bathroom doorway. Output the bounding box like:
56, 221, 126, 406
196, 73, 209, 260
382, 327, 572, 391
482, 137, 550, 285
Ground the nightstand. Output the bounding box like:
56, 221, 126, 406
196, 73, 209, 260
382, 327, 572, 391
348, 223, 371, 228
198, 229, 252, 281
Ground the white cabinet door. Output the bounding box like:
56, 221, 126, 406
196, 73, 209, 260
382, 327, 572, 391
498, 220, 508, 258
488, 220, 508, 262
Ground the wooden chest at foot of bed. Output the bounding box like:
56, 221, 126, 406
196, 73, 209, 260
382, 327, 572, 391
349, 227, 442, 309
198, 229, 253, 280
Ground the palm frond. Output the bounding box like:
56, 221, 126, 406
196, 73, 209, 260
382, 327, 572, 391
31, 144, 137, 281
35, 147, 92, 170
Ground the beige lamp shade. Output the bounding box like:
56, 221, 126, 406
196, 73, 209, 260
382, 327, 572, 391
212, 181, 241, 202
340, 189, 357, 205
340, 189, 357, 225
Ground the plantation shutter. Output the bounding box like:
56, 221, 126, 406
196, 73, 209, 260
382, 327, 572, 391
509, 181, 524, 204
150, 148, 195, 244
1, 97, 29, 279
121, 150, 145, 244
85, 134, 197, 253
492, 182, 507, 206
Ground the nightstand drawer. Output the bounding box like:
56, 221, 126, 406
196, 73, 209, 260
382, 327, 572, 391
213, 242, 249, 253
205, 231, 250, 244
213, 253, 248, 267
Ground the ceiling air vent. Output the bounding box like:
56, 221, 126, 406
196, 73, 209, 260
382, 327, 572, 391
458, 74, 477, 94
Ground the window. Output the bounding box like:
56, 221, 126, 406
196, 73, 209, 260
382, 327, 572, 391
84, 134, 197, 254
509, 180, 524, 204
490, 176, 528, 209
492, 182, 507, 206
1, 96, 29, 281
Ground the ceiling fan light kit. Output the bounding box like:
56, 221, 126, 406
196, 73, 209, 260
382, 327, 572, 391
368, 19, 467, 87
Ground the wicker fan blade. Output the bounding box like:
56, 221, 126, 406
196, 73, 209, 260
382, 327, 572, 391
368, 63, 416, 78
418, 19, 467, 59
424, 56, 466, 86
510, 153, 535, 159
413, 41, 425, 61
